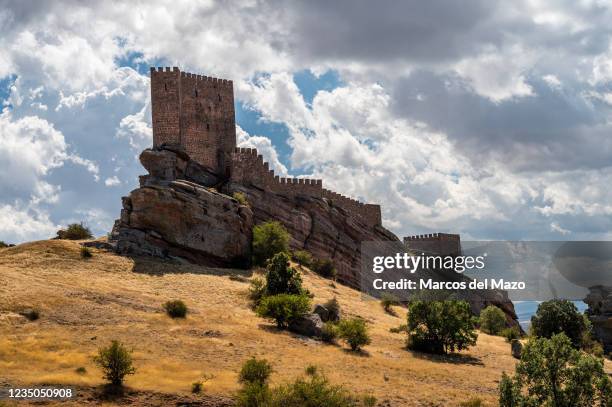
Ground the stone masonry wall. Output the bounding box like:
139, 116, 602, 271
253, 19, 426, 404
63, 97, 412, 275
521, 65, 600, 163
404, 233, 461, 256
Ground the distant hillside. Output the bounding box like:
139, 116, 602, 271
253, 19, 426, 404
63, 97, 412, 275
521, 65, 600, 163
0, 240, 564, 406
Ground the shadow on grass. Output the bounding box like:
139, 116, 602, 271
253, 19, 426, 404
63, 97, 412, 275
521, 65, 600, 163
128, 255, 253, 278
341, 347, 371, 357
409, 350, 483, 366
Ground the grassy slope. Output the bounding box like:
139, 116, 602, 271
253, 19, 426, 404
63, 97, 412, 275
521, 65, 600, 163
0, 239, 586, 406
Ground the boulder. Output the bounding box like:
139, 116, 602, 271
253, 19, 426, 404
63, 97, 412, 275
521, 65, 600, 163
289, 313, 323, 337
313, 304, 330, 322
511, 339, 522, 359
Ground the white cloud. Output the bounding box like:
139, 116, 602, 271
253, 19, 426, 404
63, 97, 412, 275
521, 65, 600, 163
236, 126, 288, 176
104, 176, 120, 186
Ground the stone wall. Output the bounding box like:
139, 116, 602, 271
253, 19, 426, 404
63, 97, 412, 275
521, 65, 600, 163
231, 147, 382, 227
404, 232, 461, 256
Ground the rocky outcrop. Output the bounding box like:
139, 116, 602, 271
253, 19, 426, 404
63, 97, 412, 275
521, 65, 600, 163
584, 286, 612, 353
289, 313, 324, 337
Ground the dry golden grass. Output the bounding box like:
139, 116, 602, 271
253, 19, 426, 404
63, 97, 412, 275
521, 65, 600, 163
2, 240, 605, 406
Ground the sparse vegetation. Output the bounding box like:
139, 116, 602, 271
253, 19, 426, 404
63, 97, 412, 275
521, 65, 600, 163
498, 333, 612, 407
191, 381, 203, 394
459, 397, 484, 407
380, 292, 400, 314
75, 366, 87, 374
389, 324, 407, 334
233, 192, 249, 206
305, 364, 318, 376
93, 340, 136, 387
239, 357, 272, 386
55, 223, 93, 240
311, 258, 337, 279
323, 297, 341, 322
252, 221, 290, 266
292, 250, 313, 269
338, 318, 371, 351
406, 300, 477, 354
501, 326, 521, 342
321, 322, 339, 343
530, 299, 588, 348
256, 294, 310, 328
80, 246, 93, 259
479, 305, 507, 335
163, 299, 188, 318
248, 276, 267, 305
265, 252, 303, 296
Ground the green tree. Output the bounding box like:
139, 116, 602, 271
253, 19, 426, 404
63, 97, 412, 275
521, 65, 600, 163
530, 299, 588, 348
479, 305, 507, 335
265, 252, 303, 295
252, 221, 290, 266
311, 258, 337, 279
292, 250, 313, 269
239, 357, 273, 386
55, 222, 93, 240
406, 300, 478, 354
256, 294, 311, 328
93, 340, 136, 386
337, 318, 371, 351
499, 333, 612, 407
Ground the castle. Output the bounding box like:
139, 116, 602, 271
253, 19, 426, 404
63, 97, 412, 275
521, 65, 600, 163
150, 67, 381, 227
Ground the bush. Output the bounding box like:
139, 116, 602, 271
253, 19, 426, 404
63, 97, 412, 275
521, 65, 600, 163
499, 333, 612, 407
380, 293, 400, 314
459, 398, 484, 407
321, 322, 339, 343
479, 305, 507, 335
338, 318, 371, 351
305, 365, 317, 376
93, 340, 136, 386
323, 297, 341, 322
311, 258, 337, 279
248, 277, 267, 305
239, 358, 272, 386
80, 246, 93, 259
236, 382, 272, 407
270, 373, 358, 407
292, 250, 313, 269
55, 223, 93, 240
233, 192, 249, 206
500, 326, 521, 342
20, 308, 40, 321
252, 221, 290, 266
530, 299, 588, 348
265, 252, 303, 296
75, 367, 87, 375
192, 381, 203, 394
256, 294, 311, 328
163, 300, 187, 318
406, 300, 478, 354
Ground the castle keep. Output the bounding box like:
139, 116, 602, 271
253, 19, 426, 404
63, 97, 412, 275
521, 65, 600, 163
150, 67, 381, 227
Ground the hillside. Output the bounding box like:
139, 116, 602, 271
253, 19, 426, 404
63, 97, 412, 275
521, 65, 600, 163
0, 240, 560, 406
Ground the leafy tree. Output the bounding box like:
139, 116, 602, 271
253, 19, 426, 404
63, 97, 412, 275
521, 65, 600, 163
265, 252, 303, 296
406, 300, 478, 354
252, 221, 290, 266
93, 340, 136, 386
479, 305, 507, 335
501, 326, 522, 342
248, 277, 267, 305
55, 222, 93, 240
499, 333, 612, 407
256, 294, 311, 328
311, 258, 337, 279
270, 373, 357, 406
337, 318, 371, 351
292, 250, 313, 268
239, 357, 272, 386
530, 299, 588, 348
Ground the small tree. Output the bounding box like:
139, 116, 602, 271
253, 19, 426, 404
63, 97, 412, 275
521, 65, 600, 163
530, 299, 588, 348
380, 293, 400, 314
239, 357, 273, 386
499, 333, 612, 407
406, 300, 478, 354
256, 294, 310, 328
337, 318, 371, 351
93, 340, 136, 386
56, 223, 93, 240
479, 305, 507, 335
248, 277, 267, 305
265, 252, 303, 296
323, 297, 341, 322
292, 250, 313, 269
252, 221, 290, 266
311, 258, 337, 279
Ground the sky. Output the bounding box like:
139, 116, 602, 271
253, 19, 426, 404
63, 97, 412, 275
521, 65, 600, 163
1, 0, 612, 243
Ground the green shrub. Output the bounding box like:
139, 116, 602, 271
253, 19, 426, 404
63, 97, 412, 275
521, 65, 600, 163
265, 252, 303, 296
239, 358, 272, 386
499, 333, 612, 407
80, 246, 93, 259
252, 221, 290, 266
236, 382, 271, 407
323, 297, 341, 322
256, 294, 310, 328
305, 365, 318, 376
55, 223, 93, 240
311, 258, 337, 279
380, 293, 400, 314
93, 340, 136, 386
75, 366, 87, 374
269, 373, 357, 407
192, 381, 203, 394
321, 322, 339, 343
406, 300, 477, 355
163, 300, 187, 318
248, 277, 267, 305
338, 318, 371, 351
233, 192, 249, 206
501, 326, 521, 342
459, 398, 484, 407
479, 305, 507, 335
530, 299, 588, 348
292, 250, 313, 268
362, 394, 377, 407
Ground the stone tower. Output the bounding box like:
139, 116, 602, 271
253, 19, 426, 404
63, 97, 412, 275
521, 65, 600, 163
150, 67, 236, 177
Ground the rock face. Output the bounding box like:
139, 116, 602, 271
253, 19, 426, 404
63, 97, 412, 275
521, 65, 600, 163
584, 286, 612, 353
289, 313, 324, 337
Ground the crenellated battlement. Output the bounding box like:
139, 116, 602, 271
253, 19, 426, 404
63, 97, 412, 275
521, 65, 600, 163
403, 233, 461, 255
